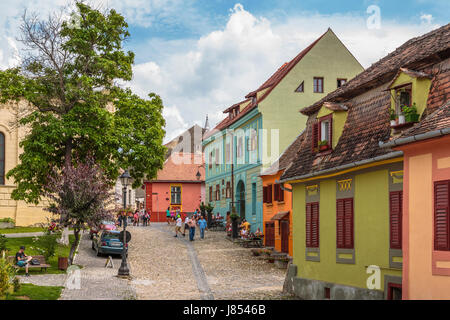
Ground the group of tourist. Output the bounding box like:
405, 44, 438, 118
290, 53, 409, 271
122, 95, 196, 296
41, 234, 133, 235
117, 208, 151, 227
173, 210, 208, 241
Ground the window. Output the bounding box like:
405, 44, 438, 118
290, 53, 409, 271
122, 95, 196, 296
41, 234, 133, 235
295, 81, 304, 93
389, 191, 403, 249
394, 85, 412, 115
275, 184, 284, 202
209, 186, 213, 202
225, 143, 231, 163
209, 152, 213, 169
171, 186, 181, 205
313, 77, 324, 93
0, 132, 4, 185
337, 78, 347, 88
248, 130, 257, 151
215, 148, 219, 166
313, 115, 332, 152
306, 202, 319, 248
263, 185, 273, 204
336, 198, 354, 249
237, 137, 243, 158
215, 184, 220, 201
226, 182, 231, 198
434, 180, 450, 251
252, 183, 256, 215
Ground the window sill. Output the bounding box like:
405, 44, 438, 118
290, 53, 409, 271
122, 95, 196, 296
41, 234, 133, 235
265, 203, 273, 207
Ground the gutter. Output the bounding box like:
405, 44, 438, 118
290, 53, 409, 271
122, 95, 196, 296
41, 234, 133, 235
379, 128, 450, 148
277, 151, 403, 184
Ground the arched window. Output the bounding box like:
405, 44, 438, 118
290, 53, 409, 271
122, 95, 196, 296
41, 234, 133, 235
0, 132, 4, 185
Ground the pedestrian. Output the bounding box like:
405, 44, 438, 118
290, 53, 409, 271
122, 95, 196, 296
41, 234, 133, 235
188, 216, 197, 241
174, 215, 183, 237
145, 210, 150, 226
166, 207, 171, 225
198, 216, 207, 239
15, 246, 32, 277
133, 210, 139, 226
183, 215, 190, 236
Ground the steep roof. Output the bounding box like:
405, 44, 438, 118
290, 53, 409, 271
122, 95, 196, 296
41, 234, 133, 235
260, 131, 305, 176
204, 29, 330, 140
301, 23, 450, 116
166, 124, 205, 158
281, 24, 450, 182
151, 152, 205, 182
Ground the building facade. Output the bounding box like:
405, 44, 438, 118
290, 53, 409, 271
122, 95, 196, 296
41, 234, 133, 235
281, 24, 450, 300
144, 152, 205, 222
203, 28, 363, 232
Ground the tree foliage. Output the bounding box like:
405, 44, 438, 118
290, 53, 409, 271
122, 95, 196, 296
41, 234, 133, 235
0, 2, 166, 204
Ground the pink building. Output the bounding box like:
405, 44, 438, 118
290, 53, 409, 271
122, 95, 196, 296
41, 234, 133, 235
145, 153, 205, 222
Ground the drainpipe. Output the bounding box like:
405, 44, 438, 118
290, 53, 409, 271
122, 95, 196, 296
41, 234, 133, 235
379, 128, 450, 148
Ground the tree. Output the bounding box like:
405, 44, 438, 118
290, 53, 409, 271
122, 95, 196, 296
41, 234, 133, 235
44, 156, 115, 264
0, 2, 166, 205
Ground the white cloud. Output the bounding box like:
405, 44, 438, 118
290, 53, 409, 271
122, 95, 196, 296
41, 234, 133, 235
128, 4, 441, 143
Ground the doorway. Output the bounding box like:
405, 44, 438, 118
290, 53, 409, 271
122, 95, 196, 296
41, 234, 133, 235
236, 180, 246, 220
280, 219, 290, 254
387, 283, 402, 300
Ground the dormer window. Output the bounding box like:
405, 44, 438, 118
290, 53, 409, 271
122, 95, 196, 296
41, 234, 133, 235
337, 78, 347, 88
252, 96, 257, 104
312, 114, 333, 153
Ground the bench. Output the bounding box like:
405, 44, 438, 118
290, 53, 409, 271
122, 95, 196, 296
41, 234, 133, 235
241, 238, 263, 248
7, 255, 51, 273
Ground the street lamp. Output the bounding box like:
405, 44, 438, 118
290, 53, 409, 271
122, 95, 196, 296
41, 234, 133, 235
118, 170, 131, 277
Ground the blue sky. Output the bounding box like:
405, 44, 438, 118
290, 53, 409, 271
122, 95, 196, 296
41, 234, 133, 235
0, 1, 448, 141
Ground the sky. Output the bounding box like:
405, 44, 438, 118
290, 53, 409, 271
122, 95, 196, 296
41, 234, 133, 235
0, 0, 448, 142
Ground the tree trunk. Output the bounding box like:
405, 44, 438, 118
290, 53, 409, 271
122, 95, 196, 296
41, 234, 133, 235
232, 219, 239, 239
68, 228, 80, 265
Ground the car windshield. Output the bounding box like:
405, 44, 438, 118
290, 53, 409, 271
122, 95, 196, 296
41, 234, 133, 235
102, 232, 120, 240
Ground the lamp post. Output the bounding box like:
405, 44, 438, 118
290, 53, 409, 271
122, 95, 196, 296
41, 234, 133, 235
118, 170, 131, 277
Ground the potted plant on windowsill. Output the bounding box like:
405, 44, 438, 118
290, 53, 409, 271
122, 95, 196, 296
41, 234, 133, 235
390, 109, 397, 126
318, 140, 329, 151
403, 103, 420, 123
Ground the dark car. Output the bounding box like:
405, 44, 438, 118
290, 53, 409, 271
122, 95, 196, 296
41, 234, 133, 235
92, 230, 127, 257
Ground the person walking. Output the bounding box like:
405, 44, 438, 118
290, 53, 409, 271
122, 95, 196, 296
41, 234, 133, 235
183, 215, 190, 236
133, 210, 139, 226
198, 216, 207, 240
165, 207, 171, 224
188, 216, 197, 241
174, 215, 183, 237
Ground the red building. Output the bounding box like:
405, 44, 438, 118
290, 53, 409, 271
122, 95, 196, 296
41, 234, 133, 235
145, 153, 205, 222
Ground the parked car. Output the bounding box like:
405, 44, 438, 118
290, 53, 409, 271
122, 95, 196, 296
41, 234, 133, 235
89, 220, 117, 239
92, 230, 127, 257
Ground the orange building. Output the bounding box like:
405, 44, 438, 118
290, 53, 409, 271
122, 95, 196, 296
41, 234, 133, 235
383, 101, 450, 299
260, 134, 304, 257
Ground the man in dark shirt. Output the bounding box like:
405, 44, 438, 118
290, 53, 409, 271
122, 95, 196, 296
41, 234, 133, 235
16, 246, 32, 276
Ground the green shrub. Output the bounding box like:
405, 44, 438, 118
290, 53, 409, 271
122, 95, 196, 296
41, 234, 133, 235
32, 235, 59, 260
12, 277, 21, 293
0, 218, 14, 224
0, 255, 15, 298
0, 235, 8, 254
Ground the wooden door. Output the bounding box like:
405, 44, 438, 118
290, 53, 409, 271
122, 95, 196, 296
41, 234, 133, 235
281, 220, 289, 254
265, 222, 275, 247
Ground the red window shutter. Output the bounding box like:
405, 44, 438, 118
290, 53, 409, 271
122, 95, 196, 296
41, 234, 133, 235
328, 117, 333, 149
344, 199, 354, 249
311, 202, 319, 248
263, 186, 267, 203
279, 185, 284, 202
435, 181, 450, 251
306, 203, 312, 247
274, 184, 279, 201
336, 200, 345, 248
268, 185, 273, 203
389, 191, 403, 249
311, 121, 319, 152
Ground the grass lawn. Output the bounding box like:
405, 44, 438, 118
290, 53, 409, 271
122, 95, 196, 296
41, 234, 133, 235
0, 226, 45, 234
4, 235, 75, 275
5, 283, 63, 300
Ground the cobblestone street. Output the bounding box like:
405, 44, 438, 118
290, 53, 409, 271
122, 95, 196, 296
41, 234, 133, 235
54, 223, 291, 300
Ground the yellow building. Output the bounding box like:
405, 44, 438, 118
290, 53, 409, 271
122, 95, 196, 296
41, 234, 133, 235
0, 101, 50, 226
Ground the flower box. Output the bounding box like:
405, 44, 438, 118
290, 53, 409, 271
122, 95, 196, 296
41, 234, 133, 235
405, 113, 419, 123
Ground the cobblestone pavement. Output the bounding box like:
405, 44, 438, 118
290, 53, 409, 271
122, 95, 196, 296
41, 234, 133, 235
59, 231, 136, 300
128, 223, 293, 300
18, 274, 66, 287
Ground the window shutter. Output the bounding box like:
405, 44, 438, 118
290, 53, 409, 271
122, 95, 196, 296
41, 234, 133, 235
336, 200, 345, 248
274, 184, 279, 201
435, 181, 450, 251
279, 185, 284, 202
328, 118, 333, 149
311, 121, 319, 152
268, 185, 273, 203
389, 191, 403, 249
306, 203, 312, 247
263, 186, 268, 203
311, 202, 319, 247
344, 199, 354, 248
